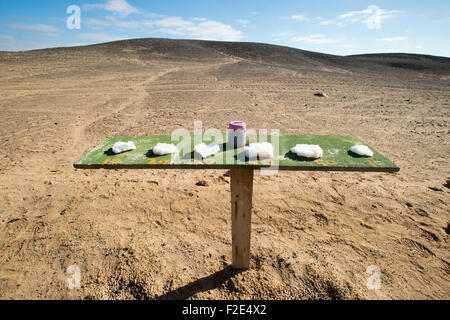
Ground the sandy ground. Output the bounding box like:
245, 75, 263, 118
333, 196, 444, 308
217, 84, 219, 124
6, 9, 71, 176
0, 39, 449, 299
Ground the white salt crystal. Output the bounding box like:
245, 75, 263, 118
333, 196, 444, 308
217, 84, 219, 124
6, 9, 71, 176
112, 141, 136, 154
245, 142, 274, 159
350, 145, 373, 157
194, 143, 220, 158
290, 144, 323, 159
153, 143, 177, 155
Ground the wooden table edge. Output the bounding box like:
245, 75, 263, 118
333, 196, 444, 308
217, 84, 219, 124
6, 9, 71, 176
73, 163, 399, 173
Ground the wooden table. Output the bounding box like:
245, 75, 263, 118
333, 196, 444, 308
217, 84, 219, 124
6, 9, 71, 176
74, 134, 399, 269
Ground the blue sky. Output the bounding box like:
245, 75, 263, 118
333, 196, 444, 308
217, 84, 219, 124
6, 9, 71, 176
0, 0, 449, 56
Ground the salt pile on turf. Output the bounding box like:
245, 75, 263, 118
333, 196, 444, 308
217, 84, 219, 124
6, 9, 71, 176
245, 142, 273, 159
290, 144, 323, 158
350, 145, 373, 157
153, 143, 177, 155
112, 141, 136, 154
194, 143, 220, 158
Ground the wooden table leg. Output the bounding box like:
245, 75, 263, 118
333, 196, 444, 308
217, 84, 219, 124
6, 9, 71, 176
230, 168, 254, 269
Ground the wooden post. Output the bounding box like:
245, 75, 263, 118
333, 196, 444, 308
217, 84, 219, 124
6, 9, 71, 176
230, 168, 254, 269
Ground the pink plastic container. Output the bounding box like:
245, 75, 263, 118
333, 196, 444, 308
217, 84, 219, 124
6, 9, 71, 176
228, 121, 246, 148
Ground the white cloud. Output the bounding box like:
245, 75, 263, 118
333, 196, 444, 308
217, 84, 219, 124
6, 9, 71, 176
3, 23, 62, 37
153, 17, 244, 41
376, 37, 407, 42
272, 31, 295, 38
291, 14, 310, 22
319, 19, 344, 27
84, 0, 139, 17
291, 34, 338, 44
192, 17, 208, 22
281, 14, 310, 22
236, 19, 249, 27
154, 16, 193, 29
271, 31, 294, 42
339, 5, 400, 29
